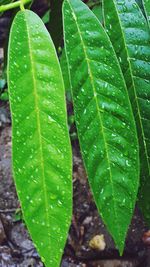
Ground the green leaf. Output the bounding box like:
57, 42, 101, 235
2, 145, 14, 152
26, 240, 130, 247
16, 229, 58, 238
42, 10, 50, 24
8, 10, 72, 267
143, 0, 150, 26
60, 48, 72, 101
103, 0, 150, 224
63, 0, 139, 254
136, 0, 143, 9
60, 48, 71, 94
92, 4, 103, 22
0, 90, 9, 101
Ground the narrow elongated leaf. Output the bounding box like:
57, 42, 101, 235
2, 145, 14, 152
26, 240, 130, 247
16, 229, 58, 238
63, 0, 139, 254
103, 0, 150, 224
8, 10, 72, 267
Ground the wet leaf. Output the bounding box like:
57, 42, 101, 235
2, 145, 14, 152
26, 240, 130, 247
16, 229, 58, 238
63, 0, 139, 254
8, 10, 72, 267
103, 0, 150, 224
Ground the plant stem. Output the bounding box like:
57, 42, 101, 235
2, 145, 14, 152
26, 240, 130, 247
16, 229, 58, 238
0, 0, 31, 13
20, 0, 25, 11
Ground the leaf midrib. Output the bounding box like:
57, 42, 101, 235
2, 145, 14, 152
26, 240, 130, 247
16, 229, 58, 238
24, 12, 51, 250
66, 0, 119, 229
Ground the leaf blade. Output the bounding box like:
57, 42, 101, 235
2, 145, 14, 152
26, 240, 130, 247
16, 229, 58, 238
8, 10, 72, 267
143, 0, 150, 26
63, 0, 139, 254
103, 0, 150, 224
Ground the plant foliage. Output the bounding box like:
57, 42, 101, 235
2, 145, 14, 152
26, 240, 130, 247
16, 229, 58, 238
8, 9, 72, 267
143, 0, 150, 26
103, 0, 150, 225
63, 0, 139, 254
2, 0, 149, 265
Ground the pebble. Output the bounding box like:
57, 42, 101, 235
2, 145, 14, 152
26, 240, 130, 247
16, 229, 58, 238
89, 234, 106, 251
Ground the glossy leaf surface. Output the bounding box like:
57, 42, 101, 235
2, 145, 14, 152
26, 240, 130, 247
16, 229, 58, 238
63, 0, 139, 254
8, 10, 72, 267
103, 0, 150, 224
